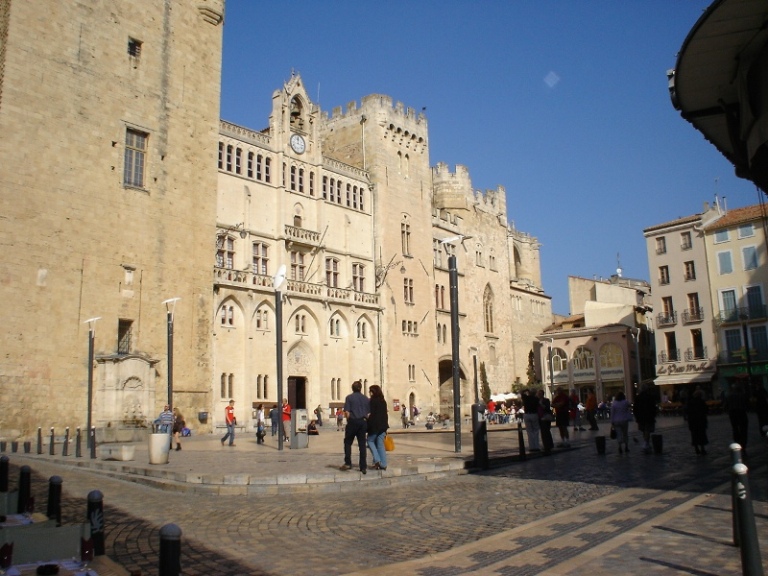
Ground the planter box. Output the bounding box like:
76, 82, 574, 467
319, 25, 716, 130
99, 444, 136, 461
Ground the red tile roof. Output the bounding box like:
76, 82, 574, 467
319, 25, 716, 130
703, 204, 768, 231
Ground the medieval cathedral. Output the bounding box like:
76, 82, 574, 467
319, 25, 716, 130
0, 0, 551, 438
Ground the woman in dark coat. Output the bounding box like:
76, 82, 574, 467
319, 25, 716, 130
366, 385, 389, 470
686, 388, 709, 455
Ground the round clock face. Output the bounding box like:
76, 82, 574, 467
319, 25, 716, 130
290, 134, 305, 154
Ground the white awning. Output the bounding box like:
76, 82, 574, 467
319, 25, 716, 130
654, 373, 714, 386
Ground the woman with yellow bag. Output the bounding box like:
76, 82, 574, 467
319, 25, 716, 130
366, 385, 390, 470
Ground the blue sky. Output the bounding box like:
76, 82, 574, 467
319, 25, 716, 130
220, 1, 760, 316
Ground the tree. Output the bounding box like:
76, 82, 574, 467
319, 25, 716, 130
526, 349, 539, 388
479, 361, 491, 403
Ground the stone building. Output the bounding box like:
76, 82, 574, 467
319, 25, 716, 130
213, 75, 552, 428
0, 0, 224, 438
0, 1, 550, 439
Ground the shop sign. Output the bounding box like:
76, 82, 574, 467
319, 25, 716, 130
573, 369, 596, 382
600, 367, 625, 378
656, 361, 714, 375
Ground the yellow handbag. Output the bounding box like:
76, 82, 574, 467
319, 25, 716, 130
384, 434, 395, 452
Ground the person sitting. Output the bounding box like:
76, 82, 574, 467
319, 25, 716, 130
307, 419, 319, 435
425, 412, 437, 430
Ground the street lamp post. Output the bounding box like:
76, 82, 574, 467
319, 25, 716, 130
548, 338, 555, 397
740, 313, 753, 385
83, 317, 101, 449
273, 265, 287, 451
162, 298, 181, 408
631, 328, 642, 390
448, 253, 461, 453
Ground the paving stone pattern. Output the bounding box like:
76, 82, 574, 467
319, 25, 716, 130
3, 415, 766, 575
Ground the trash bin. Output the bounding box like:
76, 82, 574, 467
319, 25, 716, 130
148, 432, 171, 464
197, 411, 208, 423
290, 409, 309, 449
595, 435, 606, 455
651, 433, 663, 454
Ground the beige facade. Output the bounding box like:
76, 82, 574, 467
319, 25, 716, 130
643, 205, 720, 395
213, 77, 552, 427
0, 1, 224, 438
540, 276, 653, 402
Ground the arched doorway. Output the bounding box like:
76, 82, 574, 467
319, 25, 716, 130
437, 359, 468, 420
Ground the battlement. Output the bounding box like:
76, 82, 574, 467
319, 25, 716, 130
432, 162, 507, 219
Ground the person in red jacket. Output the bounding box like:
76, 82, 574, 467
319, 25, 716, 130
220, 399, 236, 447
281, 398, 291, 441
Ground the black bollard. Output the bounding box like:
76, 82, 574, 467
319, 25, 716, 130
595, 435, 606, 455
63, 428, 70, 457
159, 523, 182, 576
49, 427, 55, 456
11, 441, 18, 453
46, 476, 63, 526
0, 441, 5, 452
517, 421, 526, 461
732, 463, 764, 576
87, 490, 105, 556
89, 427, 96, 459
730, 443, 743, 547
471, 403, 488, 470
16, 465, 31, 514
651, 433, 663, 454
23, 441, 30, 454
37, 427, 43, 455
0, 456, 8, 492
75, 428, 82, 458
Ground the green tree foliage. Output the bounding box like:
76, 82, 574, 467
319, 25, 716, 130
526, 349, 539, 387
480, 361, 491, 403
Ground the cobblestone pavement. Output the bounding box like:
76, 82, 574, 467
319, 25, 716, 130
3, 414, 767, 575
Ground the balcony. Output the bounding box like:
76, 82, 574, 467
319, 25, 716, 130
656, 311, 677, 327
684, 346, 707, 361
658, 349, 681, 363
284, 224, 321, 248
717, 305, 768, 325
719, 347, 768, 364
681, 307, 704, 324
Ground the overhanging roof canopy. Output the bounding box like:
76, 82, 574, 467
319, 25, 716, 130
670, 0, 768, 192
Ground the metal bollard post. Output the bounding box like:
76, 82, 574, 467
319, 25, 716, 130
37, 428, 43, 455
87, 490, 105, 556
63, 428, 70, 457
517, 421, 526, 461
0, 456, 8, 492
89, 427, 96, 459
730, 443, 743, 547
46, 476, 63, 526
23, 441, 30, 454
11, 441, 18, 453
732, 463, 764, 576
0, 441, 5, 453
159, 523, 182, 576
75, 428, 82, 458
49, 427, 55, 456
16, 465, 31, 514
471, 403, 488, 470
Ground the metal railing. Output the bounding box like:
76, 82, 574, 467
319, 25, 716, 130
684, 347, 707, 361
717, 305, 768, 324
682, 307, 704, 323
656, 311, 677, 327
658, 349, 681, 363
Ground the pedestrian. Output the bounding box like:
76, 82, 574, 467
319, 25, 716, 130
537, 389, 554, 454
752, 383, 768, 437
724, 381, 749, 454
156, 404, 173, 433
551, 387, 571, 448
633, 384, 658, 454
255, 403, 266, 444
610, 391, 632, 454
366, 384, 389, 470
521, 389, 541, 451
220, 399, 236, 447
425, 412, 437, 430
584, 390, 599, 430
268, 404, 279, 436
340, 380, 370, 473
172, 407, 185, 451
570, 389, 585, 431
314, 404, 324, 426
281, 398, 291, 442
686, 388, 708, 455
336, 407, 345, 431
401, 404, 410, 429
